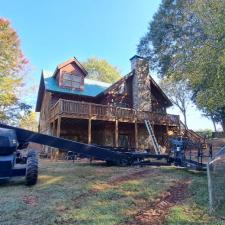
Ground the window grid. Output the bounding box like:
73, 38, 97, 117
61, 73, 83, 90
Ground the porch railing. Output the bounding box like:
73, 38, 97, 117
49, 99, 179, 126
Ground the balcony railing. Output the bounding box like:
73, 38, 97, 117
49, 99, 180, 126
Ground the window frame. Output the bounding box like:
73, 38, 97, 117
60, 72, 84, 90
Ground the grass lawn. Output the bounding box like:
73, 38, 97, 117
0, 159, 224, 225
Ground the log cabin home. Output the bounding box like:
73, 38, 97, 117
36, 55, 181, 155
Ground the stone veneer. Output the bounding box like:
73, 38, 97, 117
131, 57, 152, 112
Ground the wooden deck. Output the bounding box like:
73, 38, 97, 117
49, 99, 180, 126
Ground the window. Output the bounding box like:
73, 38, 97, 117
62, 73, 83, 89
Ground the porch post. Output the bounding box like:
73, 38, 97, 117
55, 116, 61, 161
115, 119, 119, 147
52, 120, 56, 136
88, 118, 92, 144
165, 125, 169, 150
51, 120, 56, 160
57, 116, 61, 137
135, 121, 138, 149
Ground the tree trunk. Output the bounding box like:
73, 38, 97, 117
212, 120, 217, 132
183, 109, 188, 130
221, 121, 225, 134
210, 115, 217, 132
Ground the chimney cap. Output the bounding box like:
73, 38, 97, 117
129, 55, 144, 61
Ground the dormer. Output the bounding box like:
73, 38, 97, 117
53, 57, 88, 90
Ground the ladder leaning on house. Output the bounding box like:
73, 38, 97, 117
144, 120, 161, 155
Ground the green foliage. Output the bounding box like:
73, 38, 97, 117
160, 77, 192, 128
0, 18, 30, 124
195, 129, 213, 138
19, 112, 38, 131
0, 18, 28, 77
138, 0, 225, 131
83, 57, 121, 83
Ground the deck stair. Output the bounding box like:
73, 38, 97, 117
180, 121, 205, 144
144, 120, 161, 155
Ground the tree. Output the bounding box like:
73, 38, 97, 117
203, 112, 218, 132
0, 18, 30, 124
160, 78, 192, 128
138, 0, 225, 131
83, 57, 121, 83
19, 112, 38, 131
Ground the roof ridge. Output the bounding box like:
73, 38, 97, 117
55, 57, 88, 76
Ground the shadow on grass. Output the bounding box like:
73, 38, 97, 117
68, 160, 108, 167
84, 161, 109, 167
0, 177, 26, 187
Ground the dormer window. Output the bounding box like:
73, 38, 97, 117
53, 58, 87, 91
61, 72, 83, 90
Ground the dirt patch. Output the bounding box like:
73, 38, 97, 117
23, 195, 38, 207
56, 205, 70, 213
72, 193, 89, 205
128, 180, 190, 225
108, 169, 158, 186
89, 169, 157, 193
71, 191, 98, 206
74, 169, 157, 204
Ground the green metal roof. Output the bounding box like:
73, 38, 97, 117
43, 70, 111, 97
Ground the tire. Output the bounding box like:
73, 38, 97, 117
26, 150, 38, 186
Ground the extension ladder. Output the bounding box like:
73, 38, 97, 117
144, 120, 161, 155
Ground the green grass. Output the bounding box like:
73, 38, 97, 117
0, 160, 224, 225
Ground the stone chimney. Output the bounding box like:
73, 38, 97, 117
130, 55, 152, 111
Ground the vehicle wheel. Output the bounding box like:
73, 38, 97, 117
26, 150, 38, 186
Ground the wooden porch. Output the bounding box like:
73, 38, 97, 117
49, 99, 180, 126
48, 99, 180, 150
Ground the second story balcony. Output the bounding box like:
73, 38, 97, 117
49, 99, 180, 126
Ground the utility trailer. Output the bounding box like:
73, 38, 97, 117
0, 123, 210, 185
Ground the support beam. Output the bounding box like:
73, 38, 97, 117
115, 120, 119, 147
56, 117, 61, 137
88, 118, 92, 144
135, 121, 138, 149
51, 120, 56, 160
55, 117, 61, 161
52, 120, 56, 136
165, 125, 169, 151
166, 125, 168, 134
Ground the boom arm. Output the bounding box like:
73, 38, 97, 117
0, 123, 129, 164
0, 123, 210, 170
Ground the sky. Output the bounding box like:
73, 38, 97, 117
0, 0, 218, 131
